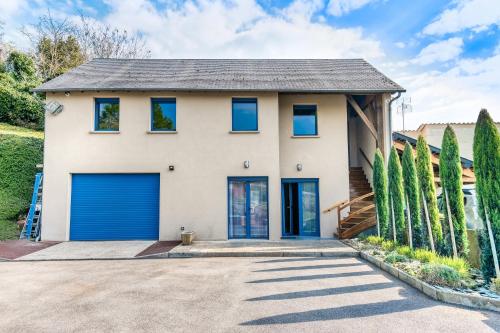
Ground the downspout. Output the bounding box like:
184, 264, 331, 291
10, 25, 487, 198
387, 92, 402, 161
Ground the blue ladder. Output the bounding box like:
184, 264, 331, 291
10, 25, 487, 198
20, 173, 43, 241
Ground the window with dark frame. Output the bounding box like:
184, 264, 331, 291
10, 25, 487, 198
232, 98, 258, 131
293, 105, 317, 136
95, 98, 119, 131
151, 98, 176, 131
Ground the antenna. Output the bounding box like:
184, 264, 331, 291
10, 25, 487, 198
396, 97, 413, 131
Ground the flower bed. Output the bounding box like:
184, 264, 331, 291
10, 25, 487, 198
346, 236, 500, 302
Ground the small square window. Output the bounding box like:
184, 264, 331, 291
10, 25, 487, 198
293, 105, 317, 136
151, 98, 176, 131
232, 98, 258, 131
95, 98, 119, 131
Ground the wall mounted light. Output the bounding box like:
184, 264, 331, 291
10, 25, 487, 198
168, 165, 175, 171
244, 160, 250, 169
297, 163, 303, 171
64, 91, 71, 97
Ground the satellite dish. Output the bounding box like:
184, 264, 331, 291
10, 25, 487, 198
45, 101, 63, 115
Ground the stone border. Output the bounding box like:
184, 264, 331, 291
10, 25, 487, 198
360, 251, 500, 313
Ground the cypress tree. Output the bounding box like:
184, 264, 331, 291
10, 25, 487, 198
402, 142, 424, 247
473, 109, 500, 281
388, 146, 406, 244
440, 126, 468, 257
373, 149, 389, 239
416, 135, 443, 249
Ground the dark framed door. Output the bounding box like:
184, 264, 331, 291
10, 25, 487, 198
282, 179, 320, 237
228, 177, 269, 239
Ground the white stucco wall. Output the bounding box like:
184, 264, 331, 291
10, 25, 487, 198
41, 91, 352, 241
278, 94, 349, 237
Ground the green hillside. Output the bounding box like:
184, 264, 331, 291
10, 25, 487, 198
0, 123, 44, 240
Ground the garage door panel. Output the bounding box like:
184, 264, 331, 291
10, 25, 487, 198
70, 174, 160, 240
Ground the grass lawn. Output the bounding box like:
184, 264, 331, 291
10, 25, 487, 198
0, 219, 19, 240
0, 123, 44, 240
0, 123, 44, 139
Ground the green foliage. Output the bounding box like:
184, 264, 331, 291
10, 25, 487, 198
473, 109, 500, 281
381, 240, 396, 251
396, 245, 413, 257
366, 235, 384, 246
385, 251, 409, 264
373, 149, 389, 239
0, 133, 44, 220
388, 147, 406, 244
402, 142, 424, 247
440, 126, 468, 257
420, 264, 462, 288
37, 35, 85, 81
416, 135, 443, 249
491, 278, 500, 293
6, 51, 37, 82
433, 256, 469, 278
413, 248, 438, 263
0, 219, 19, 240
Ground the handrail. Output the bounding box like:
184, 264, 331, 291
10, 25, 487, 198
341, 204, 375, 223
338, 192, 374, 211
359, 148, 373, 170
323, 199, 349, 213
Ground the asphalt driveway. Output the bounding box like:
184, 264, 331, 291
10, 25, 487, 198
1, 257, 498, 332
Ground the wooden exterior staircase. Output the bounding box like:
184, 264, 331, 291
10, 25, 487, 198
324, 167, 376, 239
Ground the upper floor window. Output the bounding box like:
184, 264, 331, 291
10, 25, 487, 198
293, 105, 317, 136
232, 98, 258, 131
151, 98, 176, 131
95, 98, 119, 131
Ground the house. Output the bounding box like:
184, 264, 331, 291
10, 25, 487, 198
33, 59, 404, 241
398, 122, 500, 161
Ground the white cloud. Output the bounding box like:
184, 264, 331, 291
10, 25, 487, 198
392, 50, 500, 130
423, 0, 500, 35
0, 0, 27, 20
102, 0, 384, 59
412, 37, 463, 65
326, 0, 375, 16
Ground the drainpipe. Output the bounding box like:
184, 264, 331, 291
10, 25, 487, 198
387, 92, 402, 161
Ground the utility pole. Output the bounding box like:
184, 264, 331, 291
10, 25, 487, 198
397, 97, 413, 131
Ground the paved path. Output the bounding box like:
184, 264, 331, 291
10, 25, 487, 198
1, 257, 498, 332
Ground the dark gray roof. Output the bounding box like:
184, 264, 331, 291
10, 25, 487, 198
34, 58, 405, 93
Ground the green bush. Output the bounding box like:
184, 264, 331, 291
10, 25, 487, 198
440, 126, 468, 257
416, 135, 443, 250
0, 82, 44, 130
388, 147, 406, 244
373, 149, 390, 239
402, 142, 424, 247
0, 134, 44, 220
366, 235, 384, 246
396, 245, 413, 257
434, 256, 470, 278
381, 240, 396, 251
473, 109, 500, 281
413, 248, 438, 263
420, 264, 462, 288
491, 278, 500, 293
385, 251, 409, 264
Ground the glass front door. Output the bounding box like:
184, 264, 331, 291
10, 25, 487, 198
282, 179, 320, 237
228, 177, 268, 239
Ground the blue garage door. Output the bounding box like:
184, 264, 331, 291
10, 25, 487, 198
70, 174, 160, 240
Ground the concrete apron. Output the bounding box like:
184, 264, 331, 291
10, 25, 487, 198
13, 240, 359, 261
167, 240, 360, 258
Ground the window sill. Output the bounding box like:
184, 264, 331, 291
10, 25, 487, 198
146, 130, 178, 134
229, 130, 260, 134
89, 130, 120, 134
291, 135, 320, 138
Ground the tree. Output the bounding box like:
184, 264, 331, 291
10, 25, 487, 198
440, 126, 468, 257
402, 142, 424, 247
473, 109, 500, 281
23, 12, 85, 81
388, 146, 406, 244
78, 16, 151, 60
373, 149, 389, 239
416, 135, 442, 250
6, 51, 37, 83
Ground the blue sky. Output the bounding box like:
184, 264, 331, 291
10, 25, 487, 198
1, 0, 499, 129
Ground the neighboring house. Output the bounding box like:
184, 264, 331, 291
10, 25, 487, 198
399, 122, 500, 161
34, 59, 404, 241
